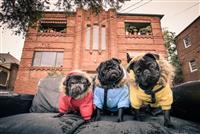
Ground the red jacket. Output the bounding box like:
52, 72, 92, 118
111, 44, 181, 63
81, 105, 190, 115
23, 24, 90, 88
59, 91, 93, 120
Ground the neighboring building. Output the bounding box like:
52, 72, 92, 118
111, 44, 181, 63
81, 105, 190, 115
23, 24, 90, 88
0, 53, 19, 90
175, 16, 200, 82
15, 8, 166, 94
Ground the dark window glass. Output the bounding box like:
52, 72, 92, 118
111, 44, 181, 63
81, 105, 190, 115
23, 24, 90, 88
183, 36, 191, 48
0, 70, 9, 86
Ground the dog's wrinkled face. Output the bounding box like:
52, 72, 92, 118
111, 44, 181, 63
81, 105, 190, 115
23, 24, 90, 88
127, 53, 160, 89
97, 58, 124, 86
63, 75, 91, 99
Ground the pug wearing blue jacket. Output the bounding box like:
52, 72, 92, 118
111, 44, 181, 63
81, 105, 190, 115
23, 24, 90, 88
94, 58, 130, 122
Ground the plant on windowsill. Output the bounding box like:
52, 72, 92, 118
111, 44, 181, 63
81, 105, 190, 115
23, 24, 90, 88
139, 28, 147, 35
126, 25, 138, 35
145, 26, 152, 35
139, 26, 152, 36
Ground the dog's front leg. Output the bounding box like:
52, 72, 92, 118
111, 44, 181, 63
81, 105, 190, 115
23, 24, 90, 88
134, 109, 142, 121
95, 108, 101, 121
53, 112, 65, 118
117, 108, 124, 122
163, 110, 174, 128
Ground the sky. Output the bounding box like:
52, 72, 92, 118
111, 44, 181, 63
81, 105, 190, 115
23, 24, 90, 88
0, 0, 199, 60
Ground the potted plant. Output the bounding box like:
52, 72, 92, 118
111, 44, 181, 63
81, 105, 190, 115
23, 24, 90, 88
139, 28, 146, 35
145, 26, 152, 35
127, 25, 137, 35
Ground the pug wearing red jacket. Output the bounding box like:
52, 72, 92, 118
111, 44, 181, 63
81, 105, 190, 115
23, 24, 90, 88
55, 70, 93, 121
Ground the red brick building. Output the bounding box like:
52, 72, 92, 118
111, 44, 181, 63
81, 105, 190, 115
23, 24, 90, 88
15, 9, 166, 94
175, 16, 200, 82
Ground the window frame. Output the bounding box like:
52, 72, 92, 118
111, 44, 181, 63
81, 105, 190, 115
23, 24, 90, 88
37, 20, 67, 36
0, 67, 10, 87
85, 24, 107, 51
124, 21, 152, 36
189, 59, 198, 72
32, 51, 64, 67
183, 35, 192, 48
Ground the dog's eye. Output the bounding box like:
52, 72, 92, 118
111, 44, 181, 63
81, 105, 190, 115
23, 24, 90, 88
81, 79, 87, 83
136, 69, 141, 74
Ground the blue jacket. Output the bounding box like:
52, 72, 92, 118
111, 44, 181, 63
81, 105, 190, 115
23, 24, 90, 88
94, 85, 130, 112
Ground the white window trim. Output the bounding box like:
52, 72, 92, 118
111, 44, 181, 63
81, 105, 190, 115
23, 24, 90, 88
189, 61, 198, 72
183, 36, 191, 48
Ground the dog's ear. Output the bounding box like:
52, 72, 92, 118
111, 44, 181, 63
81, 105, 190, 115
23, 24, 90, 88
96, 62, 103, 73
127, 53, 132, 63
86, 79, 91, 87
112, 58, 121, 64
63, 76, 70, 86
144, 53, 159, 60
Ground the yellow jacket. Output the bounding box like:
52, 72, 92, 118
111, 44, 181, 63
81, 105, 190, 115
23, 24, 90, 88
129, 70, 173, 110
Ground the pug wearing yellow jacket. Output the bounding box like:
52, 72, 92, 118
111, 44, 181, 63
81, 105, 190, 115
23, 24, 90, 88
127, 53, 174, 128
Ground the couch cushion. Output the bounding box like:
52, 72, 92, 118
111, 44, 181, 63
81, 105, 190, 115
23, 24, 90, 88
0, 94, 33, 117
29, 76, 64, 113
0, 113, 84, 134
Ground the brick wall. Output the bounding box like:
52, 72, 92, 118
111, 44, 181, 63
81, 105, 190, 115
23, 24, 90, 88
15, 9, 166, 94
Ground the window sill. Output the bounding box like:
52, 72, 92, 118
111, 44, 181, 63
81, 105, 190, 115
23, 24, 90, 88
184, 45, 191, 49
30, 66, 63, 71
125, 34, 153, 39
37, 32, 66, 37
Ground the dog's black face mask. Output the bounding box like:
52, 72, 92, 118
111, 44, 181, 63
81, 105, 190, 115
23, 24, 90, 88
97, 58, 124, 86
63, 75, 91, 99
127, 53, 160, 89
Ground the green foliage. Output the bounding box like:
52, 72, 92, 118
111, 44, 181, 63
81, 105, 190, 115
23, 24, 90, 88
0, 0, 126, 35
163, 28, 184, 85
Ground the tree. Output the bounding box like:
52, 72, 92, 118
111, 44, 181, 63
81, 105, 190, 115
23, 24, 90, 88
0, 0, 126, 35
163, 28, 183, 85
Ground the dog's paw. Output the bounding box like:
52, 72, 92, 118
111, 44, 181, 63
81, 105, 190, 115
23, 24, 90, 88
53, 113, 64, 118
116, 118, 123, 122
164, 121, 175, 129
133, 116, 142, 121
94, 116, 101, 121
84, 119, 92, 123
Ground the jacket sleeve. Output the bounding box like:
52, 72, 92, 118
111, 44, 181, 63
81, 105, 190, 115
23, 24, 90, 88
59, 94, 69, 113
118, 85, 130, 108
93, 87, 103, 109
129, 85, 142, 109
79, 92, 94, 120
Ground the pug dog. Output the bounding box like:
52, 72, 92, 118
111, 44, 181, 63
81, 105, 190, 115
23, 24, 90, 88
127, 53, 174, 128
94, 58, 130, 122
54, 70, 94, 121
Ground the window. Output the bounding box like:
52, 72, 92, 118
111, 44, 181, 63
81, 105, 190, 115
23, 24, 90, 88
101, 25, 106, 50
38, 20, 67, 33
32, 51, 64, 67
93, 25, 99, 50
85, 24, 107, 50
86, 25, 91, 49
183, 36, 191, 48
125, 22, 152, 36
0, 69, 9, 86
189, 59, 198, 72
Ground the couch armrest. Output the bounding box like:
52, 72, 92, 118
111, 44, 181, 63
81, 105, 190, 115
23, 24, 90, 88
0, 93, 34, 118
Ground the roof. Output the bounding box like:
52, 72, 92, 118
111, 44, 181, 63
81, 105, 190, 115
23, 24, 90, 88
0, 53, 19, 65
176, 16, 200, 38
117, 13, 164, 19
42, 10, 164, 19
